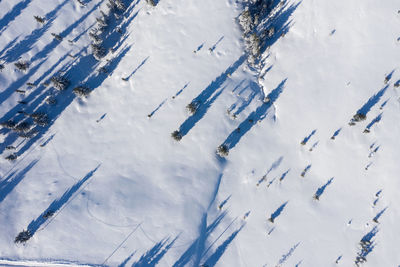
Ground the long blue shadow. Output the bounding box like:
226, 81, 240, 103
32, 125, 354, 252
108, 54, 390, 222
131, 236, 178, 266
2, 0, 69, 63
202, 224, 244, 267
0, 0, 33, 36
172, 212, 227, 267
314, 177, 334, 200
269, 201, 288, 223
222, 79, 286, 151
356, 86, 388, 116
0, 160, 38, 204
177, 55, 247, 137
26, 165, 100, 235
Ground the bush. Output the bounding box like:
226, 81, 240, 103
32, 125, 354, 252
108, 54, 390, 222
51, 75, 70, 90
171, 130, 182, 141
73, 86, 91, 97
14, 121, 32, 133
216, 144, 229, 157
0, 64, 4, 72
14, 60, 30, 71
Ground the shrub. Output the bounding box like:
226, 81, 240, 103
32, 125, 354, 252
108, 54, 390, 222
73, 86, 91, 97
171, 130, 182, 141
14, 60, 30, 71
0, 64, 4, 72
216, 144, 229, 157
51, 75, 70, 90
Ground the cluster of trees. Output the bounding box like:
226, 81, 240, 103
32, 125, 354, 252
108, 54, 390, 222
238, 0, 278, 67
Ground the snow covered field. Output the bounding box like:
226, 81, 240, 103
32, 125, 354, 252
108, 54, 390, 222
0, 0, 400, 266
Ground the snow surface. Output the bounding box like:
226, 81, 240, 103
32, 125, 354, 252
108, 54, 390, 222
1, 0, 400, 266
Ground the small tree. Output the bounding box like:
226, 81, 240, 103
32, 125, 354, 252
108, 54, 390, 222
216, 144, 229, 157
14, 60, 30, 71
146, 0, 156, 6
45, 95, 57, 105
34, 15, 45, 24
31, 112, 49, 126
14, 121, 32, 134
51, 75, 70, 90
186, 100, 200, 115
15, 230, 32, 243
171, 130, 182, 141
91, 43, 106, 60
51, 33, 63, 41
5, 153, 18, 161
0, 120, 16, 129
73, 86, 91, 97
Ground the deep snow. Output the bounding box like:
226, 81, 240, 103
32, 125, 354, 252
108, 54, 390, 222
0, 0, 400, 266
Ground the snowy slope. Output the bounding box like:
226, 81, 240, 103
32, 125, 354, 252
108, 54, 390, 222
1, 0, 400, 266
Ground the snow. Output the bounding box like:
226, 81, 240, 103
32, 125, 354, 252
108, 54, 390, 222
1, 0, 400, 266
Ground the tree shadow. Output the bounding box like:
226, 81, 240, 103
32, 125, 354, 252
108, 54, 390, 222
355, 226, 378, 265
131, 236, 178, 266
172, 211, 227, 267
118, 251, 135, 267
2, 0, 69, 63
257, 156, 283, 186
0, 0, 33, 36
30, 0, 104, 63
300, 129, 316, 145
123, 56, 149, 81
313, 177, 334, 200
172, 82, 189, 99
229, 80, 264, 118
0, 36, 19, 59
25, 165, 100, 236
0, 0, 136, 158
260, 1, 301, 54
220, 79, 286, 152
209, 36, 224, 52
0, 159, 38, 204
201, 224, 244, 267
364, 113, 382, 133
355, 86, 388, 118
176, 55, 247, 138
148, 98, 167, 118
268, 201, 288, 223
